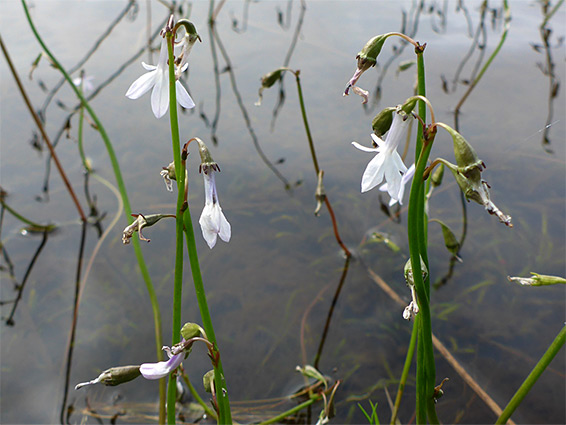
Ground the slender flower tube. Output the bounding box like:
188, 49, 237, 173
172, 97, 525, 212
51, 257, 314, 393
125, 37, 195, 118
352, 108, 412, 200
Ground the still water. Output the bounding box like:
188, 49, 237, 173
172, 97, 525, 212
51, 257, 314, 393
1, 1, 564, 424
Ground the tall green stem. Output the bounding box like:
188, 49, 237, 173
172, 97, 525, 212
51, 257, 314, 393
407, 45, 438, 424
20, 2, 166, 422
496, 325, 566, 424
165, 31, 187, 424
165, 29, 232, 424
391, 317, 418, 424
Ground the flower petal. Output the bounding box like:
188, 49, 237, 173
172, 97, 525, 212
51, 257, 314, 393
142, 62, 156, 71
150, 71, 169, 118
125, 70, 157, 99
176, 81, 195, 109
140, 352, 183, 380
361, 153, 386, 192
199, 205, 218, 249
352, 141, 379, 153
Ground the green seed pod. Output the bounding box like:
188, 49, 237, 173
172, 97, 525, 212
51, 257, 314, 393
431, 163, 444, 187
371, 107, 395, 138
356, 34, 390, 69
260, 68, 285, 89
181, 322, 203, 340
203, 369, 215, 393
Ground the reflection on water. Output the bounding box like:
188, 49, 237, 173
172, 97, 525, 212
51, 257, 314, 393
1, 1, 564, 424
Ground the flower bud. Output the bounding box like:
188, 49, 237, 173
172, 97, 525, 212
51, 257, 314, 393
371, 107, 395, 138
203, 369, 215, 393
508, 273, 566, 286
181, 322, 204, 340
75, 365, 141, 389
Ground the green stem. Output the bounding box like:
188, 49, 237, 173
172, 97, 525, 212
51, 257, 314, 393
0, 200, 55, 232
496, 325, 566, 424
257, 394, 323, 425
180, 369, 218, 421
165, 29, 187, 425
407, 45, 438, 424
391, 317, 418, 424
293, 71, 320, 175
183, 209, 232, 424
20, 2, 166, 421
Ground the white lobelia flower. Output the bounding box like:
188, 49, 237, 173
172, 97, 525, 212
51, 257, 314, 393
380, 163, 415, 206
352, 109, 412, 199
199, 168, 231, 249
125, 37, 195, 119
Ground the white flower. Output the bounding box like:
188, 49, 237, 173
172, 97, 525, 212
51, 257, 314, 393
352, 110, 411, 198
72, 74, 94, 93
125, 37, 195, 118
199, 169, 231, 249
380, 163, 415, 206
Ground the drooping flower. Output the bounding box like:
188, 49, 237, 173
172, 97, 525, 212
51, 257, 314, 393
140, 347, 185, 380
379, 163, 415, 206
343, 34, 389, 104
196, 139, 231, 249
199, 168, 231, 249
125, 37, 195, 118
352, 108, 412, 199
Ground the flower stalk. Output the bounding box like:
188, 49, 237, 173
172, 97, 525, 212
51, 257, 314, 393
164, 20, 231, 424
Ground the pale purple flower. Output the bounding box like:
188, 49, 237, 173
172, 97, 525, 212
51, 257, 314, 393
380, 163, 415, 206
199, 169, 231, 249
140, 344, 185, 380
125, 37, 195, 118
352, 110, 412, 199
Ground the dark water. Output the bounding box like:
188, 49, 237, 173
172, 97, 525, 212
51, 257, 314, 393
1, 1, 564, 424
